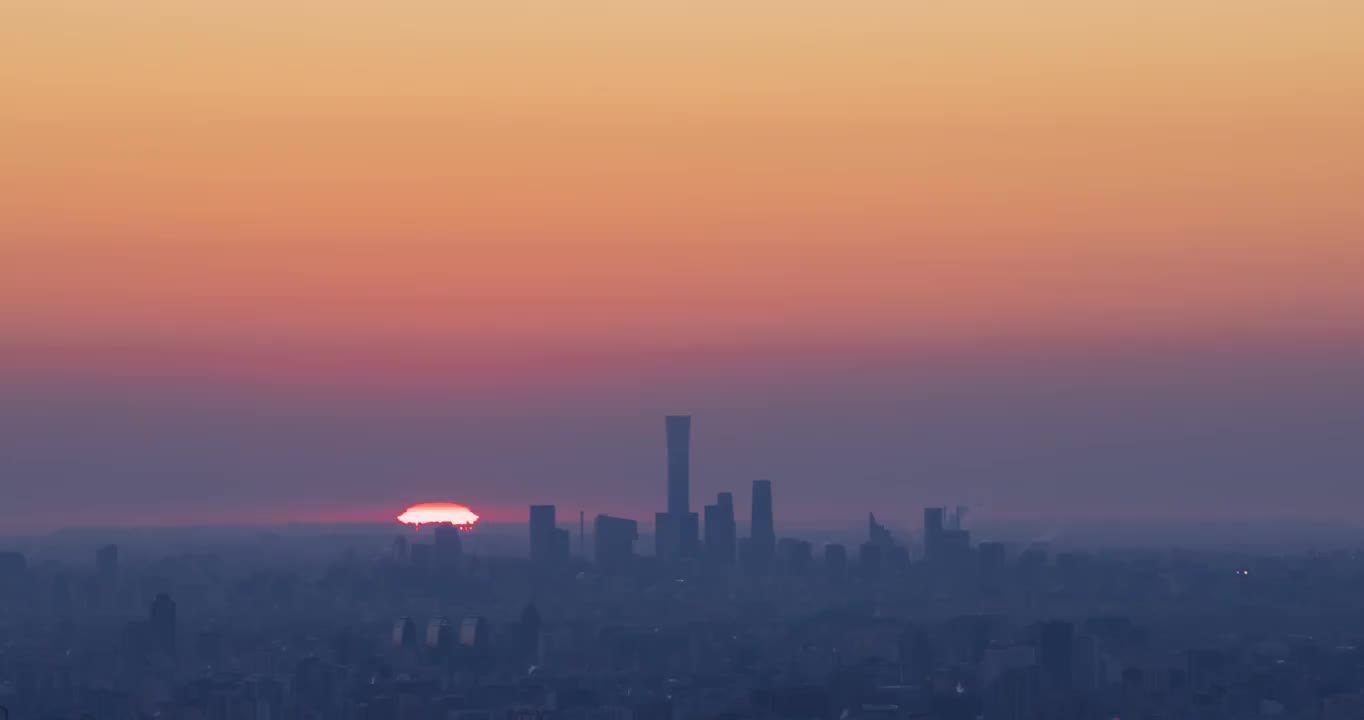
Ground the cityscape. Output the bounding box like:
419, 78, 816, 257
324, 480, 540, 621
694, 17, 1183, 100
5, 0, 1363, 718
5, 416, 1364, 719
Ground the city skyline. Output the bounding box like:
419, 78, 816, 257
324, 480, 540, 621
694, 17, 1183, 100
3, 0, 1363, 533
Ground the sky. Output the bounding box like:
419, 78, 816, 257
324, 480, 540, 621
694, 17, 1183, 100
2, 1, 1362, 534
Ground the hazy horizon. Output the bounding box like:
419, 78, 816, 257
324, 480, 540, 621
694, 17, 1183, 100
3, 1, 1362, 533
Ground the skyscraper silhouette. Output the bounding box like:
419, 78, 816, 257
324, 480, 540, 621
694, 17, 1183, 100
666, 415, 691, 515
748, 479, 775, 570
529, 505, 569, 566
657, 415, 700, 560
149, 593, 176, 656
923, 507, 945, 559
594, 515, 638, 571
433, 524, 463, 567
703, 491, 737, 565
1041, 620, 1075, 691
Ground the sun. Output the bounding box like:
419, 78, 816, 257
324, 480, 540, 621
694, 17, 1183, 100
397, 502, 480, 529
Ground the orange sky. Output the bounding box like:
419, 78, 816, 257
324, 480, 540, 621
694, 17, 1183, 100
4, 0, 1363, 371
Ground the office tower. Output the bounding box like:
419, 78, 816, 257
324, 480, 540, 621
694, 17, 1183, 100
433, 524, 463, 566
666, 415, 691, 514
459, 616, 490, 649
517, 604, 543, 664
530, 505, 558, 564
594, 515, 639, 571
149, 593, 177, 656
704, 492, 737, 565
824, 543, 848, 577
750, 479, 775, 568
391, 534, 408, 562
858, 542, 883, 580
868, 513, 895, 547
392, 617, 417, 649
426, 618, 454, 653
1041, 620, 1075, 691
96, 543, 119, 579
657, 415, 700, 560
654, 510, 698, 559
923, 507, 945, 559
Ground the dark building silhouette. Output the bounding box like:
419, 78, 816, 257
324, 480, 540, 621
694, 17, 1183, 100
666, 415, 691, 515
530, 505, 570, 566
459, 616, 490, 650
391, 534, 408, 562
858, 542, 882, 579
392, 617, 418, 649
747, 479, 775, 570
657, 415, 700, 560
96, 543, 119, 580
149, 593, 176, 656
432, 524, 463, 567
426, 617, 455, 654
1041, 620, 1074, 691
868, 512, 896, 548
703, 492, 737, 565
923, 507, 945, 558
516, 604, 542, 664
655, 511, 699, 560
594, 515, 638, 571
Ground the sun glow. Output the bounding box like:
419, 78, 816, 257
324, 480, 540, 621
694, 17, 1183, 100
397, 502, 480, 529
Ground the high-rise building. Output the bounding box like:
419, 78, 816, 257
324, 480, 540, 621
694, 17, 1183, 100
149, 593, 177, 656
392, 617, 418, 649
594, 515, 638, 571
1041, 620, 1074, 691
391, 534, 408, 562
748, 479, 776, 570
459, 616, 490, 649
656, 415, 700, 560
923, 507, 946, 559
868, 513, 895, 547
426, 617, 454, 653
665, 415, 691, 515
858, 542, 883, 580
703, 492, 737, 565
530, 505, 569, 566
433, 524, 463, 567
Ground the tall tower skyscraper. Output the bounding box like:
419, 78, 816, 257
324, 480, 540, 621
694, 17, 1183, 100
657, 415, 700, 560
530, 505, 570, 566
666, 415, 691, 515
529, 505, 556, 562
749, 479, 775, 568
149, 593, 177, 656
703, 491, 737, 565
433, 524, 463, 566
923, 507, 945, 559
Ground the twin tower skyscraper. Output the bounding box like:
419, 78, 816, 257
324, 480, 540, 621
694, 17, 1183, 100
659, 415, 776, 567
